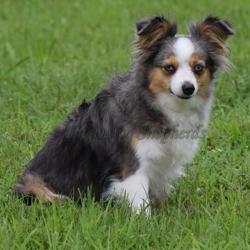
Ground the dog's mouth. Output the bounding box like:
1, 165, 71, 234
170, 89, 191, 100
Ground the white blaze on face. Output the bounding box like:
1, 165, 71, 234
171, 37, 198, 97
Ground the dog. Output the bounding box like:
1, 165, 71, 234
16, 15, 234, 214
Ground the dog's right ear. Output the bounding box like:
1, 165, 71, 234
134, 16, 177, 49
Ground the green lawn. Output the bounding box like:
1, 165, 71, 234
0, 0, 250, 249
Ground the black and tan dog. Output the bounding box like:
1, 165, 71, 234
16, 15, 234, 214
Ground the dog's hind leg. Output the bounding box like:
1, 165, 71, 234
15, 173, 67, 205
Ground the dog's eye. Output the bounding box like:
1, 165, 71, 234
194, 64, 204, 72
164, 65, 175, 73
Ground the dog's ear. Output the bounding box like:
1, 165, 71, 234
134, 16, 177, 49
189, 16, 234, 55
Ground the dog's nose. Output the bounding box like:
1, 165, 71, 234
182, 82, 195, 95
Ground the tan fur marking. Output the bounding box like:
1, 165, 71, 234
155, 193, 168, 209
189, 54, 205, 70
163, 55, 179, 72
17, 174, 65, 205
149, 56, 179, 98
196, 69, 211, 99
109, 167, 136, 182
149, 68, 168, 98
131, 133, 140, 150
189, 55, 211, 99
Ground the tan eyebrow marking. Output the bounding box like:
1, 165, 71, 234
189, 54, 212, 99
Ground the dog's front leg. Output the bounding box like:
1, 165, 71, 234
106, 169, 151, 215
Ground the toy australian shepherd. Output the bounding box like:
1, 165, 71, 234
16, 15, 234, 214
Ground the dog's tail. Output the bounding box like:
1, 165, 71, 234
15, 173, 66, 205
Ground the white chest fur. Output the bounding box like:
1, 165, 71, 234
106, 93, 213, 213
134, 93, 212, 199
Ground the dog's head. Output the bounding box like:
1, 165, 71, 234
134, 15, 234, 101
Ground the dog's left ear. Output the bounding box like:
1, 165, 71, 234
189, 16, 234, 55
135, 16, 177, 49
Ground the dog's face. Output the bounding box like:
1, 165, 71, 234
149, 36, 211, 100
134, 16, 234, 101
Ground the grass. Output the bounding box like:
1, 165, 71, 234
0, 0, 250, 249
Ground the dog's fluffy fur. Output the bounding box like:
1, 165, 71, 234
16, 15, 234, 214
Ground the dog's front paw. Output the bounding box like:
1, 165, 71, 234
132, 202, 151, 218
